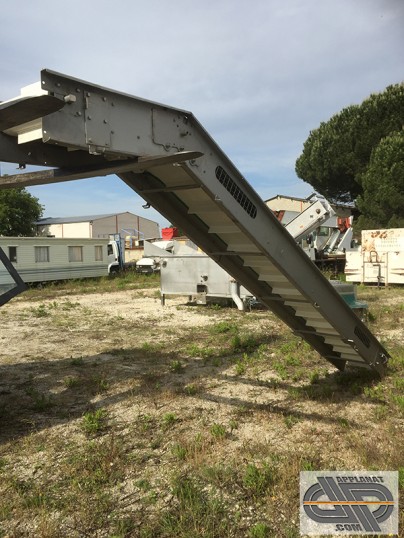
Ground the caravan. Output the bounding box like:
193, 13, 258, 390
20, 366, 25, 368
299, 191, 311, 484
0, 237, 115, 285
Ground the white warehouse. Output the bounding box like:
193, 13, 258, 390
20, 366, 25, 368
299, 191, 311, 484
36, 212, 160, 240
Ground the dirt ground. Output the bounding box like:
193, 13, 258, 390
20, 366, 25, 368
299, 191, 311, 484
0, 289, 294, 448
0, 284, 403, 537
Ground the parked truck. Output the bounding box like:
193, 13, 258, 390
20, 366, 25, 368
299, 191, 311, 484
107, 234, 138, 273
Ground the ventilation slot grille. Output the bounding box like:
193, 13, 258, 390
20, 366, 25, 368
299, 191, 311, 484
215, 166, 257, 218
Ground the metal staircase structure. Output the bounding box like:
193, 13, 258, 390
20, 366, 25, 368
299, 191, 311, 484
0, 69, 390, 375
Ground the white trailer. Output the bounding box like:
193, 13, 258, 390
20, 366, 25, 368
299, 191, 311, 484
345, 228, 404, 285
0, 237, 112, 284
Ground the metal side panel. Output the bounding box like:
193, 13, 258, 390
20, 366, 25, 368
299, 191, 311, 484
0, 69, 390, 374
0, 248, 28, 306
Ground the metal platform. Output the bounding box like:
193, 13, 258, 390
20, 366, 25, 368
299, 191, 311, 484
0, 69, 390, 375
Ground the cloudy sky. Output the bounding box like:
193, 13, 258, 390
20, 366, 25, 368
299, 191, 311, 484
1, 0, 403, 228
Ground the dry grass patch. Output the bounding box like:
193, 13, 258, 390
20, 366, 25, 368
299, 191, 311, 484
0, 276, 402, 537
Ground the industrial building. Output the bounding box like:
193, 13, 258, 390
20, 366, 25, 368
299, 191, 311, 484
36, 212, 160, 240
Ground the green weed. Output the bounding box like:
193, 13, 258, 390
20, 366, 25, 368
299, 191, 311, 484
137, 414, 155, 432
285, 354, 301, 367
279, 340, 298, 354
242, 463, 275, 498
231, 333, 258, 353
199, 463, 234, 487
363, 384, 385, 402
273, 360, 288, 379
310, 371, 321, 384
208, 303, 222, 311
66, 435, 127, 495
284, 415, 300, 429
30, 304, 50, 317
63, 376, 80, 388
392, 394, 404, 412
229, 419, 238, 433
184, 383, 200, 395
374, 404, 388, 420
169, 360, 184, 373
210, 423, 227, 439
249, 522, 271, 538
142, 342, 162, 353
26, 388, 54, 412
82, 409, 108, 436
394, 377, 404, 390
209, 321, 238, 334
301, 460, 316, 471
337, 417, 351, 428
110, 517, 136, 537
155, 475, 230, 537
12, 478, 50, 509
171, 443, 188, 460
162, 412, 178, 429
70, 356, 84, 366
185, 344, 215, 358
92, 375, 109, 393
136, 478, 152, 491
235, 358, 247, 376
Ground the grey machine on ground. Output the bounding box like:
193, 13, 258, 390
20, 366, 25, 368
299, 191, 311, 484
152, 194, 357, 309
0, 70, 390, 375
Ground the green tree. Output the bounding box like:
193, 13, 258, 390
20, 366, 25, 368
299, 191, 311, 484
295, 83, 404, 206
0, 187, 43, 236
356, 130, 404, 229
295, 105, 362, 202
